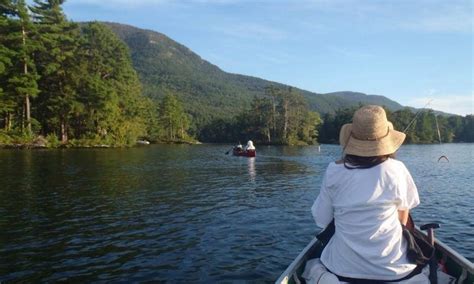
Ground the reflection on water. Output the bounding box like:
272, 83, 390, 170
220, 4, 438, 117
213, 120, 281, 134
248, 157, 256, 182
0, 144, 472, 282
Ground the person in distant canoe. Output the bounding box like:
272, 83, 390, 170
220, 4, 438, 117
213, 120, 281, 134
245, 140, 255, 153
303, 105, 428, 283
233, 142, 243, 154
236, 142, 243, 150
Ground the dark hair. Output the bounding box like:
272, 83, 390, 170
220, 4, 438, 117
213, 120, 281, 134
343, 153, 396, 169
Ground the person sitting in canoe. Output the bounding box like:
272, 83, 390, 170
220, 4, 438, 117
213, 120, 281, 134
235, 142, 243, 152
245, 140, 255, 153
303, 105, 428, 283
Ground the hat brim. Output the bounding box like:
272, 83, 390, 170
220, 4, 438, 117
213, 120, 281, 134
339, 122, 406, 157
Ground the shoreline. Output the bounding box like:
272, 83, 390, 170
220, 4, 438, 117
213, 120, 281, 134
0, 139, 202, 149
2, 141, 471, 150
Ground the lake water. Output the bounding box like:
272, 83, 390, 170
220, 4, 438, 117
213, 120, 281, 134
0, 144, 472, 282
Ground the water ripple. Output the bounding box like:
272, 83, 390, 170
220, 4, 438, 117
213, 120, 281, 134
0, 144, 472, 282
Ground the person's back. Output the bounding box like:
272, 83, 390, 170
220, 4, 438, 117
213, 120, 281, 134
305, 105, 427, 283
245, 140, 255, 151
313, 158, 419, 280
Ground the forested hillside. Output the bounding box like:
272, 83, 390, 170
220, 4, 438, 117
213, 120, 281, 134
104, 23, 404, 129
105, 22, 474, 144
1, 4, 471, 147
0, 1, 163, 146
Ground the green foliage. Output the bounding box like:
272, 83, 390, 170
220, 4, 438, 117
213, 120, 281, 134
0, 4, 158, 147
31, 0, 83, 142
105, 23, 405, 140
158, 94, 191, 141
199, 117, 239, 143
0, 0, 16, 129
0, 130, 13, 144
199, 86, 322, 145
320, 106, 474, 145
456, 115, 474, 142
45, 132, 60, 147
299, 111, 321, 145
1, 13, 473, 148
72, 22, 152, 146
0, 129, 34, 144
5, 0, 41, 135
318, 106, 358, 144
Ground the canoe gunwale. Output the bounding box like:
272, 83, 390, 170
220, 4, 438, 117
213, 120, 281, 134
435, 241, 474, 274
276, 228, 473, 284
414, 226, 474, 274
275, 237, 318, 284
431, 236, 474, 274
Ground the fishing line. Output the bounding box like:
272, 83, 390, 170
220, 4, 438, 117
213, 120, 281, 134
338, 100, 448, 162
402, 99, 433, 133
434, 115, 442, 144
402, 99, 448, 162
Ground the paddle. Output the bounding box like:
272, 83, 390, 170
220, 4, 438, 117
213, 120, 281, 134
225, 147, 234, 155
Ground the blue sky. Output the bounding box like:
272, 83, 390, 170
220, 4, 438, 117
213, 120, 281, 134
62, 0, 472, 115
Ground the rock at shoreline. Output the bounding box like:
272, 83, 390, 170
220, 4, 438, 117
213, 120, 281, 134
32, 136, 48, 148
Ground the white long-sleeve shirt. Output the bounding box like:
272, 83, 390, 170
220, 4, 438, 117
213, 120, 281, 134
312, 158, 420, 280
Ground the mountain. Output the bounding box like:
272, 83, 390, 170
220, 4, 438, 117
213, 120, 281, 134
104, 22, 407, 126
322, 91, 403, 110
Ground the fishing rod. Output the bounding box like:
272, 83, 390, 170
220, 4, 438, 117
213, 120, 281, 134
402, 99, 448, 162
434, 115, 442, 144
402, 99, 433, 133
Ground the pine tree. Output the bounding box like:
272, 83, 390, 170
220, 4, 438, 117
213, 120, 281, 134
0, 1, 14, 75
159, 94, 189, 141
237, 86, 321, 145
6, 0, 40, 135
74, 22, 124, 139
458, 115, 474, 142
72, 22, 153, 145
390, 108, 418, 143
250, 96, 273, 143
0, 0, 15, 130
30, 0, 81, 143
264, 85, 281, 140
416, 111, 435, 143
282, 87, 308, 144
448, 115, 463, 142
318, 113, 337, 143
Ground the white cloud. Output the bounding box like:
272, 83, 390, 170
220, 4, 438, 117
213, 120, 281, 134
408, 93, 474, 116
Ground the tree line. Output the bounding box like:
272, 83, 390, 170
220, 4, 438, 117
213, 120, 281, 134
200, 86, 321, 145
0, 0, 191, 146
318, 106, 474, 144
1, 1, 471, 147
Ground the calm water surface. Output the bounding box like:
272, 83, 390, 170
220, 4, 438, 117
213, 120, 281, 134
0, 144, 473, 282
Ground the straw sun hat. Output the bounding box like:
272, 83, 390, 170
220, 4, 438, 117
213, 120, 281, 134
339, 105, 406, 157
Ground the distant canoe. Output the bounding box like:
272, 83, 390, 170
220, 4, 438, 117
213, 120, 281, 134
275, 228, 474, 284
232, 147, 256, 157
137, 140, 150, 145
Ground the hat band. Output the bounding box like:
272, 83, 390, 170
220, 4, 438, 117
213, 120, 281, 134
351, 126, 390, 141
